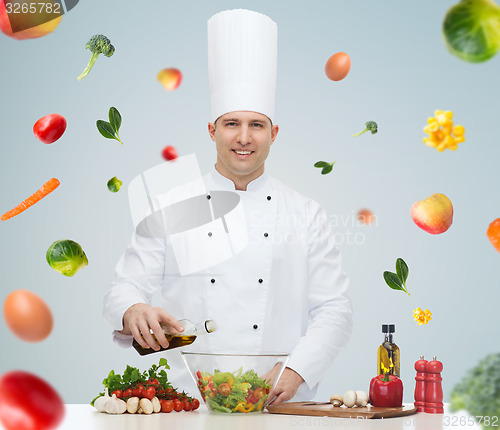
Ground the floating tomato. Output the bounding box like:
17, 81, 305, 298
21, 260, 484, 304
162, 145, 178, 161
0, 371, 64, 430
33, 114, 67, 144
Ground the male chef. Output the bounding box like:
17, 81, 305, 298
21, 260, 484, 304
103, 9, 352, 405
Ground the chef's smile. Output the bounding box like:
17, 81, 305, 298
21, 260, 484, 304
232, 148, 254, 159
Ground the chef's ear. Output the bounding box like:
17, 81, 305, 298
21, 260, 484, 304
271, 124, 279, 144
208, 122, 216, 142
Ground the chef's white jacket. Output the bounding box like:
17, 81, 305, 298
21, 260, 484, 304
103, 167, 353, 400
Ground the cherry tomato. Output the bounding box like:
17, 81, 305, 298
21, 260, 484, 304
191, 398, 200, 410
217, 382, 231, 396
123, 388, 134, 398
0, 370, 64, 430
157, 387, 165, 397
162, 145, 178, 161
143, 386, 156, 400
111, 389, 123, 399
33, 114, 67, 144
147, 378, 159, 387
161, 400, 174, 413
254, 387, 266, 400
173, 399, 183, 412
183, 400, 193, 412
133, 384, 145, 398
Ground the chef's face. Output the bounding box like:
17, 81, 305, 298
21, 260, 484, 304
208, 111, 279, 190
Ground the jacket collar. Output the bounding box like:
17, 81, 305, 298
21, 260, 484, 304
207, 165, 270, 192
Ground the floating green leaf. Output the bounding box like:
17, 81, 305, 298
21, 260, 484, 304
314, 160, 336, 175
383, 258, 410, 296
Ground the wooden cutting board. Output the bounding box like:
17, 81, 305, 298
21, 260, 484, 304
266, 402, 418, 419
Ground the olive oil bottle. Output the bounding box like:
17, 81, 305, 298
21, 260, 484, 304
377, 324, 400, 377
133, 319, 216, 356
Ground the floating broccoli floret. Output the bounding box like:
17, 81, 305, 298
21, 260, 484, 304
450, 353, 500, 429
77, 34, 115, 81
353, 121, 378, 137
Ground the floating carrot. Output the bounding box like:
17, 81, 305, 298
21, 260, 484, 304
1, 178, 60, 221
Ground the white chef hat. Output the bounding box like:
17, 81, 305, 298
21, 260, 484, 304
207, 9, 277, 123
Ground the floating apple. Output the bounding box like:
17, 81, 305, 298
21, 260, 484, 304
411, 193, 453, 234
487, 218, 500, 253
157, 68, 182, 91
0, 0, 62, 40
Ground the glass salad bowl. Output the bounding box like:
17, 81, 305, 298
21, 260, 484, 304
181, 351, 289, 414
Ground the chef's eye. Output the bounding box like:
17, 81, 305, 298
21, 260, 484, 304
226, 122, 237, 126
251, 123, 263, 128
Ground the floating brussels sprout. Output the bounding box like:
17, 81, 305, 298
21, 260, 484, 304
46, 240, 88, 277
443, 0, 500, 63
107, 176, 122, 193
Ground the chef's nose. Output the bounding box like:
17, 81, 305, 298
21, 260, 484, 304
237, 125, 252, 145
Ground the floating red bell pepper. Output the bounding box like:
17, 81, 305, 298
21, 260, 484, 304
369, 373, 403, 407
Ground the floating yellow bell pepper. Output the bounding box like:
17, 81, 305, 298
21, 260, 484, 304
423, 110, 465, 152
413, 307, 432, 325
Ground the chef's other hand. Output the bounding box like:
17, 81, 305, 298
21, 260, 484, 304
265, 367, 304, 406
120, 303, 184, 351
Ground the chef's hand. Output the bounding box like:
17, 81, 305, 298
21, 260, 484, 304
120, 303, 184, 351
265, 367, 305, 406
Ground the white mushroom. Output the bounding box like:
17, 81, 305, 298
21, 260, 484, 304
343, 390, 357, 408
330, 394, 343, 407
126, 397, 140, 414
139, 398, 154, 415
355, 391, 369, 407
151, 396, 161, 413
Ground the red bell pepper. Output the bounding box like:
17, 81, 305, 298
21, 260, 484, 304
369, 373, 403, 407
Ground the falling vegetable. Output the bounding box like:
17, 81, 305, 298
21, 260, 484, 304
46, 239, 88, 277
1, 178, 60, 221
383, 258, 410, 296
162, 145, 178, 161
107, 177, 122, 192
423, 110, 465, 152
353, 121, 378, 137
443, 0, 500, 63
0, 371, 65, 430
487, 218, 500, 253
33, 113, 67, 144
450, 353, 500, 428
314, 161, 336, 175
97, 107, 124, 145
77, 34, 115, 81
413, 307, 432, 325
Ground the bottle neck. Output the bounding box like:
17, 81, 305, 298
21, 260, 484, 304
384, 333, 393, 343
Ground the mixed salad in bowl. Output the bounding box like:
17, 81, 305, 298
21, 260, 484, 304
196, 368, 271, 413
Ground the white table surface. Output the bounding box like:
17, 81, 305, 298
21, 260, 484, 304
51, 404, 486, 430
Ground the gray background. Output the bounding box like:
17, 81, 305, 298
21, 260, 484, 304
0, 0, 498, 406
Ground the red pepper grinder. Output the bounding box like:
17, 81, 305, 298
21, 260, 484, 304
414, 355, 428, 412
425, 356, 444, 414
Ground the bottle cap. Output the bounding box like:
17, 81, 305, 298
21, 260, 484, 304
205, 320, 217, 333
382, 324, 395, 333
